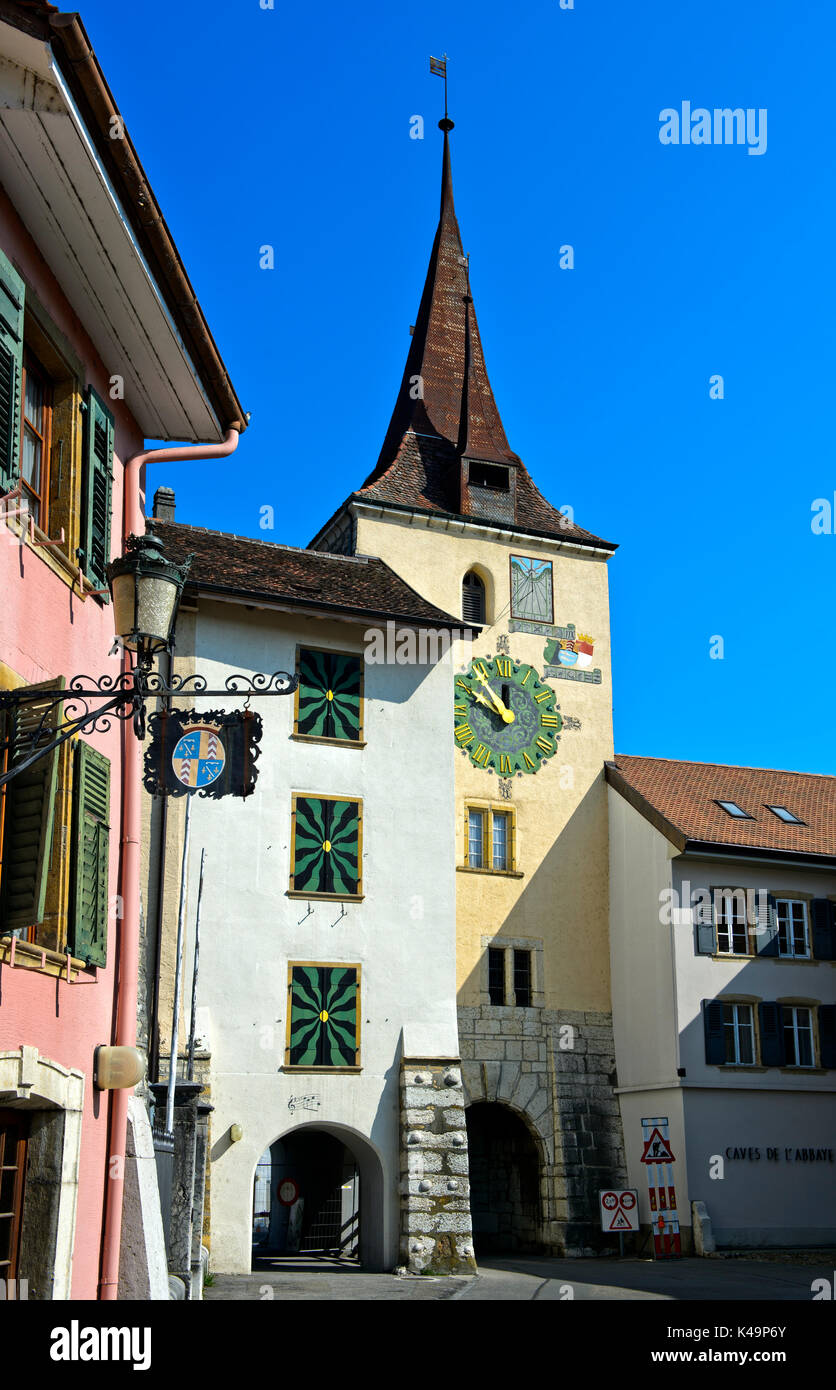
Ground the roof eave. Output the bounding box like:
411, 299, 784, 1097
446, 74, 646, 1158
183, 579, 475, 633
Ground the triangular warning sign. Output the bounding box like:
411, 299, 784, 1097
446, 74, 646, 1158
609, 1208, 632, 1231
641, 1127, 675, 1163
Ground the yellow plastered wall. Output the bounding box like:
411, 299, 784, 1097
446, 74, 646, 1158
355, 511, 615, 1013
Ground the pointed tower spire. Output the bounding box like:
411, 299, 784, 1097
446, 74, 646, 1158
371, 115, 517, 483
309, 85, 615, 557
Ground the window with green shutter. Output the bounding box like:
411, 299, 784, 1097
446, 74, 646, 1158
0, 249, 25, 494
290, 796, 362, 898
0, 679, 64, 937
80, 386, 114, 597
70, 741, 110, 966
287, 964, 360, 1067
294, 648, 363, 743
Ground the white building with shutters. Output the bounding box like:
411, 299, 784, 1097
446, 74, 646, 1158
606, 755, 836, 1251
142, 499, 478, 1275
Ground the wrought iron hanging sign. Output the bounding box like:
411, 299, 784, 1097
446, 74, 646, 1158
143, 708, 263, 799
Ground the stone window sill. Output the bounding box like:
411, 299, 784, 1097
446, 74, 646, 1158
281, 1065, 362, 1074
290, 734, 366, 749
0, 935, 91, 981
286, 891, 364, 903
457, 865, 524, 879
4, 513, 105, 600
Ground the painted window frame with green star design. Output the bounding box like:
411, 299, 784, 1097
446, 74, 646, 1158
285, 963, 361, 1069
293, 646, 364, 745
289, 795, 363, 900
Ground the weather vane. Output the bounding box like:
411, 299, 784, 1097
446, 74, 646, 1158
430, 53, 449, 119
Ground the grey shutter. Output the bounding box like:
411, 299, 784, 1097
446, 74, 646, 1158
0, 249, 24, 493
818, 1006, 836, 1069
71, 741, 110, 966
80, 386, 114, 596
703, 999, 725, 1065
758, 1002, 785, 1067
1, 679, 64, 932
811, 899, 835, 961
694, 894, 715, 954
756, 891, 779, 956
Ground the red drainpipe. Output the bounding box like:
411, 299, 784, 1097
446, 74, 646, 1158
98, 425, 241, 1300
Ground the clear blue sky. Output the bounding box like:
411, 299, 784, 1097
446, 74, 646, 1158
82, 0, 835, 775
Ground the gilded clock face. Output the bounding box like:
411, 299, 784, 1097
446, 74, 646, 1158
454, 655, 561, 774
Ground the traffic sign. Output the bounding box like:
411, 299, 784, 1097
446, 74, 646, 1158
598, 1189, 640, 1232
277, 1178, 300, 1206
641, 1127, 675, 1164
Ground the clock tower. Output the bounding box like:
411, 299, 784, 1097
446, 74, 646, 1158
311, 113, 627, 1255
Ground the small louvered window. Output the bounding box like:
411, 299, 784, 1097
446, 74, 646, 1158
462, 571, 485, 624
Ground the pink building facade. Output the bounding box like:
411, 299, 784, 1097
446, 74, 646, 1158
0, 3, 244, 1299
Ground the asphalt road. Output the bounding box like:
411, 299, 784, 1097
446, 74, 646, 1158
205, 1254, 832, 1302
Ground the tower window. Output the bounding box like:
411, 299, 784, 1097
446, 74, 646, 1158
469, 461, 509, 491
462, 571, 486, 624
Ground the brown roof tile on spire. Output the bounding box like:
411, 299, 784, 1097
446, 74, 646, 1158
310, 118, 615, 554
371, 120, 515, 472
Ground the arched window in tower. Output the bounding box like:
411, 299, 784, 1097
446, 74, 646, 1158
462, 571, 486, 624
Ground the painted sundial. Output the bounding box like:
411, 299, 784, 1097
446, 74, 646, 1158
171, 724, 226, 788
454, 655, 561, 774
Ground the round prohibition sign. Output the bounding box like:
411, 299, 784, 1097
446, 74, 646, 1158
602, 1192, 619, 1210
620, 1191, 636, 1210
277, 1178, 300, 1206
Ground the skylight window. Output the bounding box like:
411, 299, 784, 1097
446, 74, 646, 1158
715, 800, 753, 820
765, 805, 806, 825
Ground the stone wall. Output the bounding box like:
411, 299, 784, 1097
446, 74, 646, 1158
458, 1005, 627, 1255
399, 1060, 477, 1275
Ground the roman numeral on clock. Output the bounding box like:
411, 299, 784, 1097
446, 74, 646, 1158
473, 662, 489, 682
523, 752, 535, 769
541, 713, 559, 727
473, 744, 492, 766
495, 659, 511, 678
454, 703, 468, 716
536, 736, 553, 754
498, 754, 512, 774
455, 723, 474, 746
534, 690, 551, 704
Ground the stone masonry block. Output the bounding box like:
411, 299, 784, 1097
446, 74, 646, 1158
498, 1062, 520, 1100
405, 1108, 435, 1126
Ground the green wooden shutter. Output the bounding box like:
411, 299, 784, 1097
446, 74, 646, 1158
297, 650, 361, 740
288, 965, 358, 1066
292, 797, 360, 896
80, 386, 114, 597
71, 741, 110, 965
0, 249, 25, 493
1, 679, 64, 934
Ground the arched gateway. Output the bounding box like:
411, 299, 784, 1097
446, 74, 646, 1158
251, 1123, 386, 1270
466, 1102, 543, 1253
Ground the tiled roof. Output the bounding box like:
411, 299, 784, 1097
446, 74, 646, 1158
153, 521, 467, 628
606, 755, 836, 860
309, 124, 615, 554
349, 433, 613, 549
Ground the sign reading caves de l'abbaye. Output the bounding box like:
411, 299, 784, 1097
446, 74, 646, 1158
143, 709, 262, 799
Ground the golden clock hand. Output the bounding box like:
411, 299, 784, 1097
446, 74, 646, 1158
474, 672, 515, 724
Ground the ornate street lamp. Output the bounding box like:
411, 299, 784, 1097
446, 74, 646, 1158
107, 523, 191, 669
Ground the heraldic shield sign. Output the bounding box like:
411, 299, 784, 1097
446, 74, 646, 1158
143, 709, 263, 799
